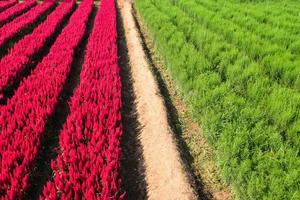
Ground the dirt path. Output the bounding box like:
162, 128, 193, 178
118, 0, 197, 199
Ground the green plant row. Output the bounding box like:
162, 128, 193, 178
246, 0, 300, 16
172, 0, 300, 91
153, 0, 300, 110
135, 0, 300, 199
195, 0, 300, 50
211, 0, 300, 33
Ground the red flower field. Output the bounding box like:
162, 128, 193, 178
0, 0, 124, 199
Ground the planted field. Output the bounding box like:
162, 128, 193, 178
135, 0, 300, 199
0, 0, 37, 27
0, 0, 17, 13
1, 0, 299, 199
0, 0, 124, 199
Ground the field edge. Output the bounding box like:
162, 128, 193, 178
131, 1, 233, 200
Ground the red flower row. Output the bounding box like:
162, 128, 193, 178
41, 0, 125, 199
0, 0, 75, 101
0, 0, 17, 13
0, 0, 36, 27
0, 0, 93, 199
0, 0, 56, 48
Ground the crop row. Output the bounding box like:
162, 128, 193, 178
173, 0, 300, 90
135, 0, 300, 199
0, 0, 17, 13
0, 0, 92, 198
0, 0, 74, 101
0, 0, 55, 49
41, 0, 124, 199
0, 0, 36, 27
202, 0, 300, 33
195, 0, 300, 50
235, 0, 300, 28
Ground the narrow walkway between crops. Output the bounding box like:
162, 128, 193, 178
118, 0, 197, 199
117, 4, 148, 199
25, 5, 98, 199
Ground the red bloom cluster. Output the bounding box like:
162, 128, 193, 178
0, 0, 36, 27
41, 0, 124, 199
0, 0, 75, 100
0, 0, 17, 13
0, 0, 56, 48
0, 0, 92, 198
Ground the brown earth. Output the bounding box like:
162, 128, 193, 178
118, 0, 198, 199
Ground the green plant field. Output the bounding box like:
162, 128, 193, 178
135, 0, 300, 199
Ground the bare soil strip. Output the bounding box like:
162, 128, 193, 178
118, 0, 197, 199
117, 4, 148, 199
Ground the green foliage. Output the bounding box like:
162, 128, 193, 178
135, 0, 300, 199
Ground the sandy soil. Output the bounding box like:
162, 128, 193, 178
118, 0, 197, 199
